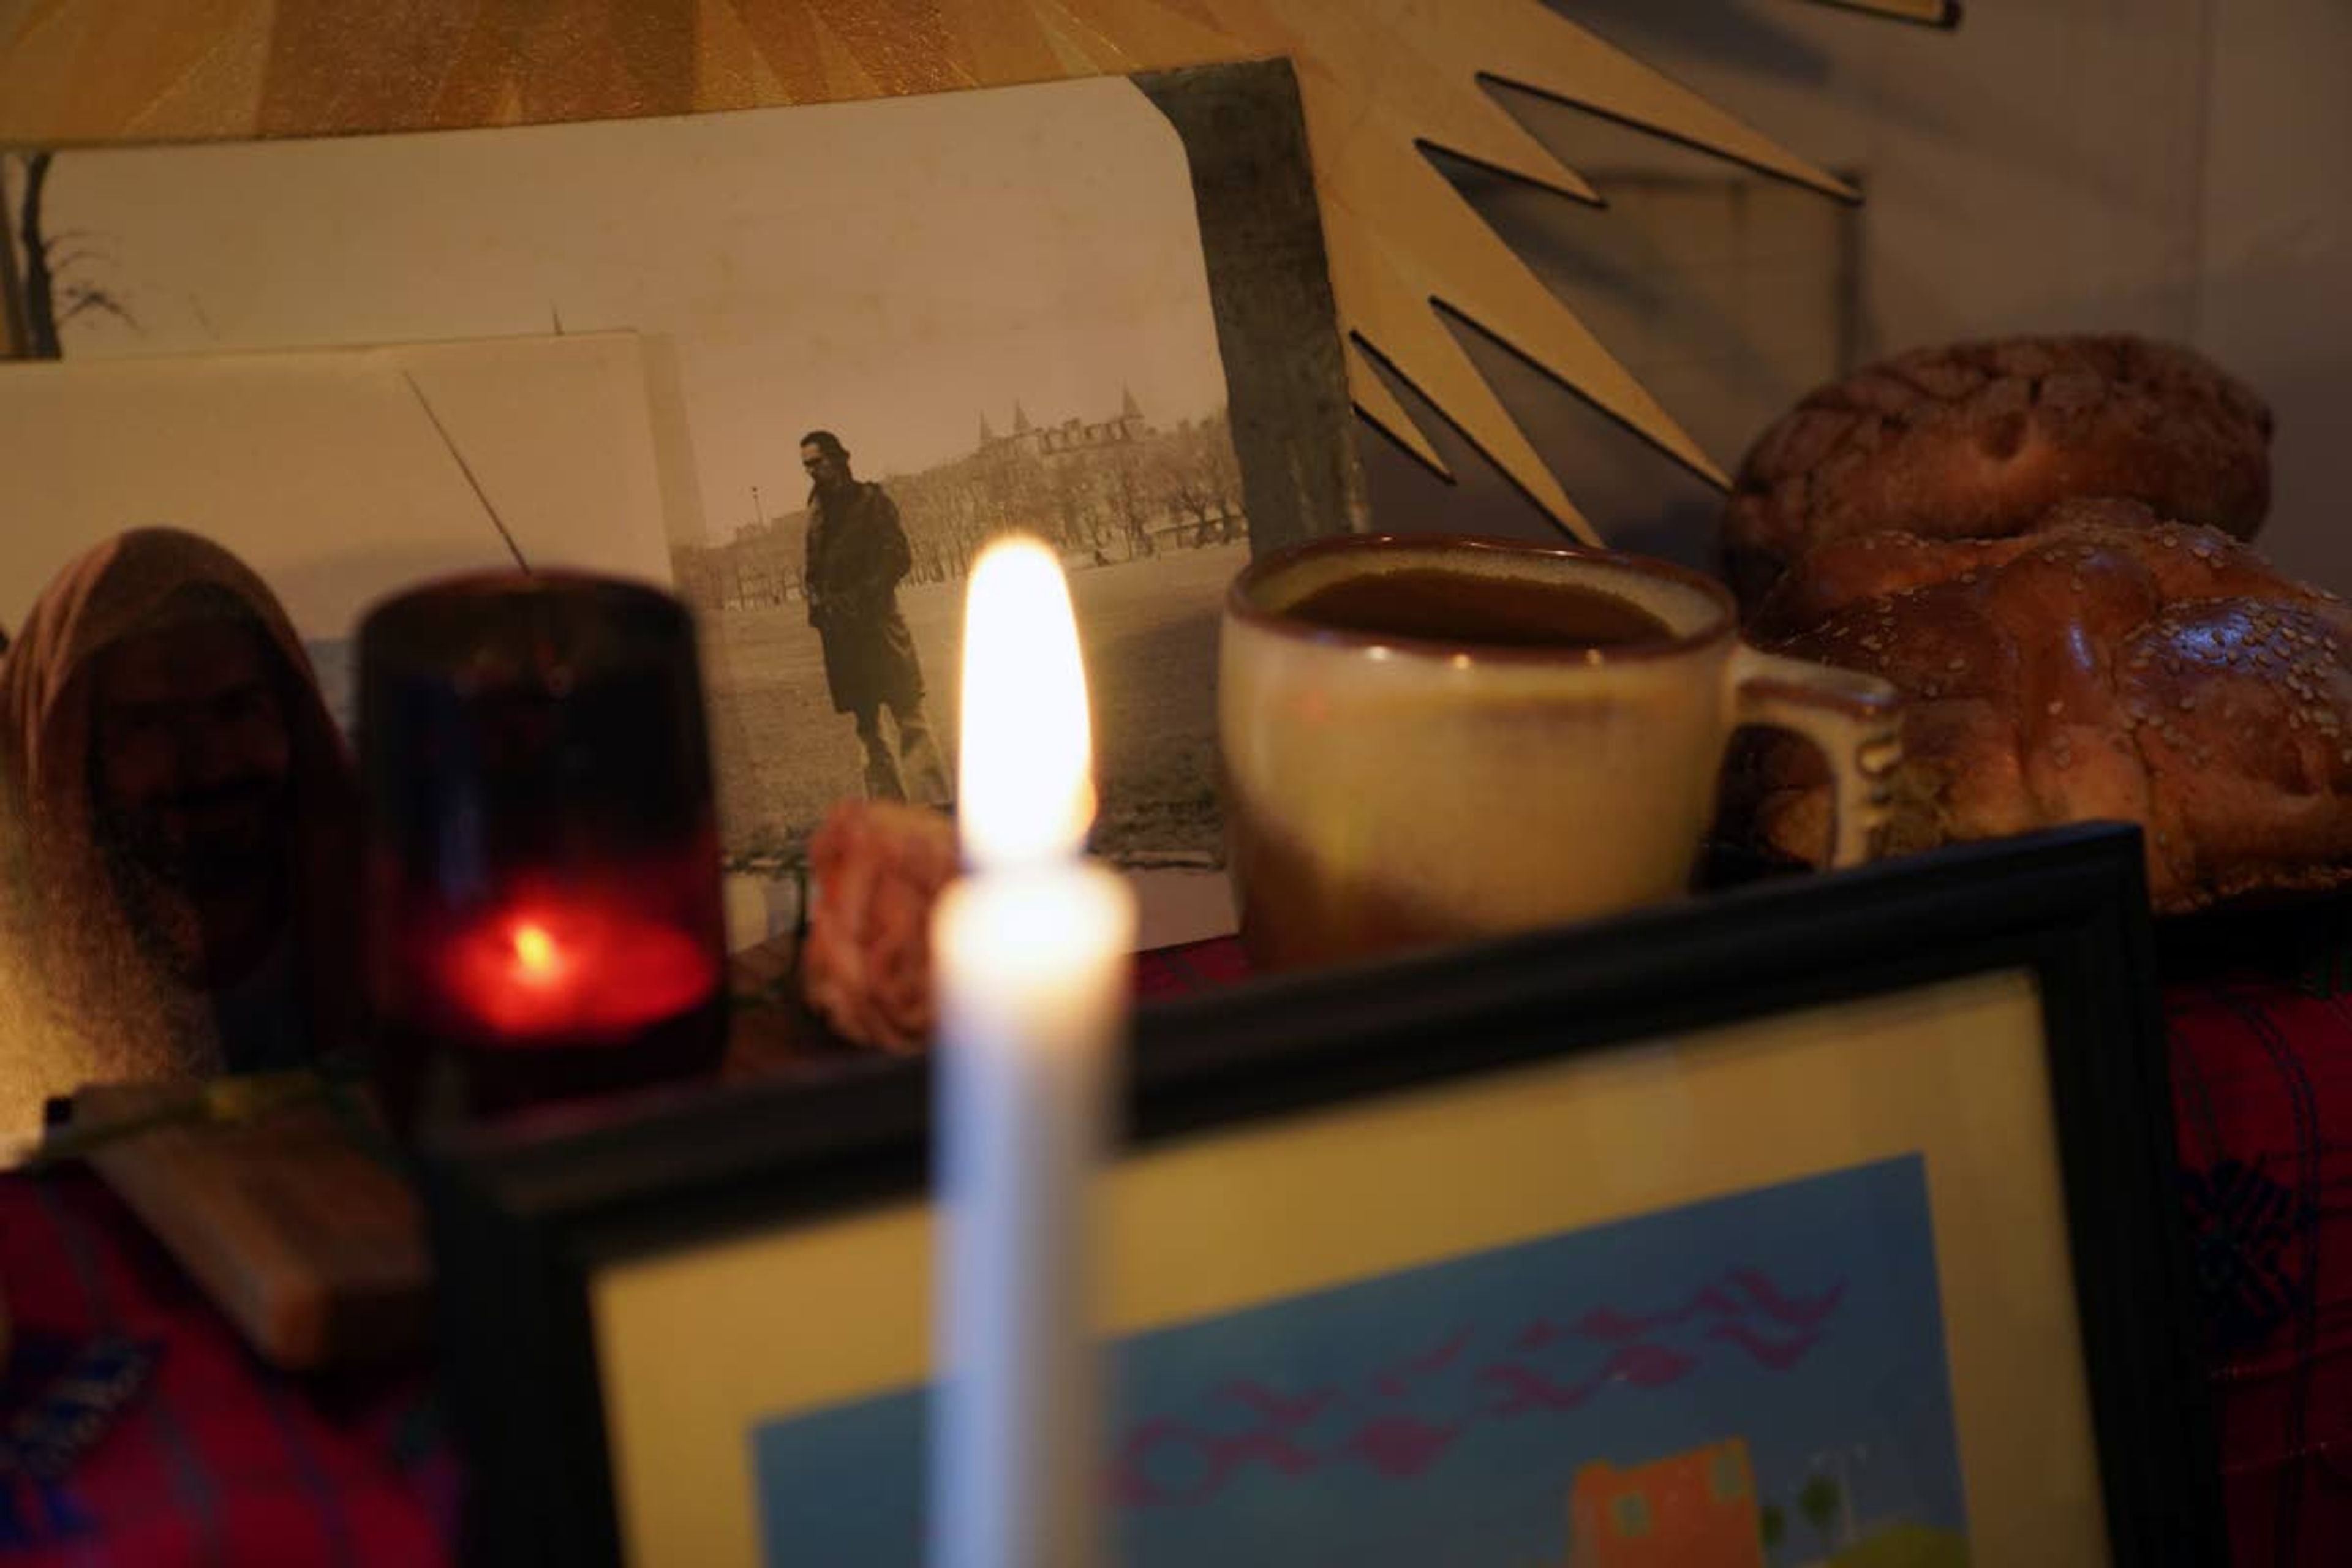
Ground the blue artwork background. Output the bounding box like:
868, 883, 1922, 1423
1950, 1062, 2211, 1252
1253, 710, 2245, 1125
753, 1155, 1967, 1566
304, 638, 356, 736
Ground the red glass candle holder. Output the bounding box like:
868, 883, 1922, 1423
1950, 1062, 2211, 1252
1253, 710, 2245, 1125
356, 573, 727, 1133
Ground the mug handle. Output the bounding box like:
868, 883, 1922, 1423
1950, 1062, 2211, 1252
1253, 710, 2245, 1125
1728, 647, 1904, 869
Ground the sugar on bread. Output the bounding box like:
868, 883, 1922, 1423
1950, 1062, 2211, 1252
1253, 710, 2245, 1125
1722, 335, 2272, 608
1734, 500, 2352, 911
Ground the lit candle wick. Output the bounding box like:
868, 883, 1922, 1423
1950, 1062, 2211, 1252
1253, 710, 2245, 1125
431, 901, 718, 1041
513, 921, 560, 979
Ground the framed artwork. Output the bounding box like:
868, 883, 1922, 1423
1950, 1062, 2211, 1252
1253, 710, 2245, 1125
1, 59, 1360, 951
421, 822, 2220, 1566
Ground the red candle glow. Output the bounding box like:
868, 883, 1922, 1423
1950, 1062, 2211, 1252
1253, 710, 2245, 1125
434, 899, 720, 1044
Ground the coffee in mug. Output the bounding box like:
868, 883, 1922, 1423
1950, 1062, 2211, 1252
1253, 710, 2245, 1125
1281, 567, 1674, 649
1219, 535, 1899, 970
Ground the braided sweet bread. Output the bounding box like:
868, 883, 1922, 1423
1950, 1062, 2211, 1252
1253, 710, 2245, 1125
1733, 500, 2352, 911
1722, 336, 2272, 608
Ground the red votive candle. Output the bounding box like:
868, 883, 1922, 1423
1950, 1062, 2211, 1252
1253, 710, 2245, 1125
358, 573, 728, 1133
437, 896, 715, 1041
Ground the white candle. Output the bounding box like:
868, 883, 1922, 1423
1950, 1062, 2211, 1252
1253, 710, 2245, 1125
930, 537, 1135, 1568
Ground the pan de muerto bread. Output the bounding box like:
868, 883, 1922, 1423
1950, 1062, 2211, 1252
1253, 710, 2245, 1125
1733, 500, 2352, 912
1722, 336, 2272, 606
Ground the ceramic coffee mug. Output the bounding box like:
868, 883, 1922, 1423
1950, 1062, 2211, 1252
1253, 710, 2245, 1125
1219, 534, 1900, 970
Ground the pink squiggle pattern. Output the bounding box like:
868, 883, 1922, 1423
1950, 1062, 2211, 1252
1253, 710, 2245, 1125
1348, 1415, 1463, 1478
1372, 1327, 1471, 1398
1572, 1276, 1831, 1344
1707, 1321, 1823, 1370
1730, 1268, 1846, 1327
1479, 1341, 1700, 1418
1609, 1341, 1700, 1387
1109, 1267, 1842, 1510
1513, 1317, 1567, 1352
1215, 1380, 1336, 1428
1479, 1362, 1592, 1415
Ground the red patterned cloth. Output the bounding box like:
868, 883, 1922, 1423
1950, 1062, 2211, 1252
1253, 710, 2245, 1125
0, 1170, 451, 1565
2170, 978, 2352, 1563
1133, 935, 1257, 1001
0, 933, 2338, 1564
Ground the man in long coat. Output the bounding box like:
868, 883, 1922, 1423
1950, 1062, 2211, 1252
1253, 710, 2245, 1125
800, 429, 949, 804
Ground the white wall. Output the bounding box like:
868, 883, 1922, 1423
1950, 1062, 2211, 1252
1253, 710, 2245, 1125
1359, 1, 2352, 590
2196, 0, 2352, 592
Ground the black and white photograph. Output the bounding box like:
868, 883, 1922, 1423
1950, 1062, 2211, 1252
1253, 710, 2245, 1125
1, 62, 1362, 948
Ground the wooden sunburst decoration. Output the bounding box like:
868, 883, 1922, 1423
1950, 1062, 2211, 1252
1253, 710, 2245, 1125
0, 0, 1957, 542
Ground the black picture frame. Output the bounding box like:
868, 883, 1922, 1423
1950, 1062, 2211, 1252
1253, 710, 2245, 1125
420, 820, 2221, 1566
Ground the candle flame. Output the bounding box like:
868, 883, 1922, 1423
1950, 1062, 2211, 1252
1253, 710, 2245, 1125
513, 921, 560, 981
958, 535, 1095, 868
